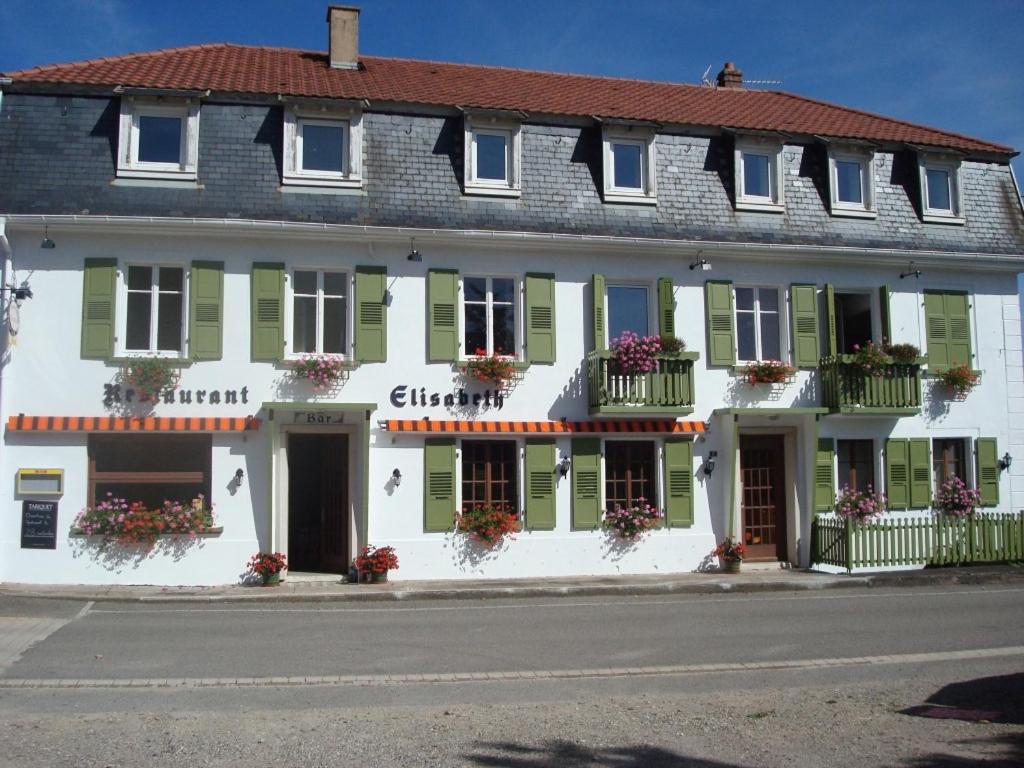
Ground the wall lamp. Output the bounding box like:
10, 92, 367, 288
900, 261, 922, 280
233, 468, 245, 487
2, 283, 33, 302
703, 451, 718, 476
392, 468, 403, 486
556, 456, 571, 478
407, 238, 422, 262
689, 258, 711, 271
998, 453, 1013, 472
40, 227, 56, 250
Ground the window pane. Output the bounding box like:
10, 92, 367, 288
137, 116, 182, 164
926, 168, 951, 210
156, 292, 182, 351
127, 265, 151, 291
735, 286, 754, 311
302, 123, 345, 173
475, 133, 507, 181
90, 435, 210, 508
605, 441, 656, 508
492, 305, 515, 355
838, 440, 874, 493
492, 278, 514, 303
293, 270, 317, 295
836, 160, 863, 204
736, 312, 756, 361
464, 303, 487, 355
159, 267, 183, 292
461, 441, 517, 508
464, 277, 486, 303
743, 153, 771, 197
292, 296, 316, 353
126, 292, 152, 351
612, 143, 643, 189
323, 297, 346, 354
760, 312, 781, 360
757, 288, 779, 313
607, 285, 648, 340
323, 272, 347, 297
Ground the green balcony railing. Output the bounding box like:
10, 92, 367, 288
586, 351, 699, 415
820, 355, 924, 414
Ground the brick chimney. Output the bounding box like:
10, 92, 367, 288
327, 5, 360, 70
716, 62, 743, 89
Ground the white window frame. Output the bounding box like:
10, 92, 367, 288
734, 285, 786, 364
828, 149, 876, 218
734, 138, 785, 213
116, 263, 188, 358
918, 154, 965, 224
602, 126, 657, 205
284, 268, 353, 359
282, 107, 363, 189
604, 282, 655, 346
463, 117, 521, 197
117, 98, 200, 181
459, 275, 521, 359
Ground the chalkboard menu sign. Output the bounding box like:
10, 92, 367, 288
21, 500, 58, 549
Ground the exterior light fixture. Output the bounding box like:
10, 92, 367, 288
900, 261, 922, 279
407, 238, 422, 262
557, 456, 571, 478
392, 468, 402, 486
234, 468, 245, 487
998, 453, 1013, 472
689, 258, 711, 271
2, 283, 32, 302
703, 450, 718, 476
40, 227, 55, 250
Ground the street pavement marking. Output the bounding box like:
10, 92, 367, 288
0, 618, 73, 673
89, 587, 1024, 616
2, 645, 1022, 690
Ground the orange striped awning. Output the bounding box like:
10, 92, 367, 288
6, 415, 262, 433
383, 419, 706, 434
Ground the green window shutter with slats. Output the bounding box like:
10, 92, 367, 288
976, 437, 999, 507
664, 439, 694, 527
704, 280, 735, 367
524, 273, 556, 364
81, 258, 116, 359
571, 438, 602, 529
924, 291, 950, 372
790, 284, 820, 369
591, 274, 606, 352
424, 438, 456, 532
945, 292, 972, 368
250, 263, 284, 361
657, 277, 676, 338
428, 269, 459, 362
909, 438, 931, 509
825, 284, 837, 357
189, 261, 224, 361
354, 265, 387, 363
525, 440, 557, 530
879, 285, 892, 343
885, 438, 909, 510
814, 438, 835, 513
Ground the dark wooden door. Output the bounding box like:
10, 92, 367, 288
319, 434, 349, 572
287, 433, 349, 573
739, 435, 787, 561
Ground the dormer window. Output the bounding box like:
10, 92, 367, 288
601, 125, 657, 205
827, 148, 876, 218
117, 98, 199, 181
734, 138, 784, 212
918, 153, 964, 224
463, 115, 521, 197
282, 106, 363, 188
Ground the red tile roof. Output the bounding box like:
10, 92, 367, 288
3, 44, 1013, 156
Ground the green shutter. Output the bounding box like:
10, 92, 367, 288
945, 292, 972, 368
251, 263, 284, 361
424, 438, 456, 532
664, 439, 694, 527
657, 277, 676, 338
189, 261, 223, 361
814, 438, 835, 513
591, 274, 606, 352
879, 285, 892, 343
704, 280, 736, 367
909, 438, 931, 509
976, 437, 1000, 507
924, 290, 972, 373
571, 438, 602, 529
81, 258, 116, 359
790, 284, 820, 368
354, 265, 387, 363
428, 269, 459, 362
886, 439, 910, 510
524, 273, 556, 364
825, 283, 837, 357
525, 440, 557, 530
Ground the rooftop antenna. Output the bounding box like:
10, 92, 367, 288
744, 78, 784, 88
700, 65, 713, 87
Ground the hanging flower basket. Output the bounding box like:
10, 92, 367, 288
121, 358, 180, 400
454, 504, 519, 548
289, 354, 348, 390
601, 501, 662, 541
466, 350, 517, 388
932, 476, 981, 518
834, 484, 887, 523
742, 360, 795, 385
938, 364, 979, 400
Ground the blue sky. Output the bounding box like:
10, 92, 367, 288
1, 0, 1022, 179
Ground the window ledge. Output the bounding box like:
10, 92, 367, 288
603, 192, 657, 206
455, 361, 530, 371
830, 207, 878, 220
735, 199, 785, 214
922, 213, 966, 225
108, 357, 194, 368
280, 175, 363, 190
463, 184, 521, 199
70, 526, 223, 538
111, 177, 202, 189
279, 358, 361, 371
280, 184, 366, 196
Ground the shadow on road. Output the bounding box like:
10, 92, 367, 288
464, 740, 744, 767
900, 734, 1024, 768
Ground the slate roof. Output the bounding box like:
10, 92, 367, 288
3, 44, 1014, 157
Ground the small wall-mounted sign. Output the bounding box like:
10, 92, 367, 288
21, 500, 58, 549
292, 411, 347, 425
16, 468, 64, 497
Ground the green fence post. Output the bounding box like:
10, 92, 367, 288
844, 517, 854, 573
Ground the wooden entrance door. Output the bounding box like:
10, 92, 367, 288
287, 433, 350, 573
739, 435, 787, 561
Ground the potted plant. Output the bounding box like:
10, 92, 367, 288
849, 341, 889, 376
714, 537, 747, 574
658, 335, 687, 355
742, 360, 795, 385
933, 476, 981, 518
601, 500, 662, 541
834, 484, 887, 523
454, 504, 520, 548
290, 354, 348, 390
121, 357, 180, 400
938, 364, 980, 399
610, 331, 661, 374
353, 544, 400, 583
467, 349, 516, 388
73, 493, 214, 547
884, 342, 921, 364
248, 551, 287, 586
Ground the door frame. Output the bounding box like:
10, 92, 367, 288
737, 427, 798, 565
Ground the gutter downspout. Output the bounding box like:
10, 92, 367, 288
0, 217, 13, 461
